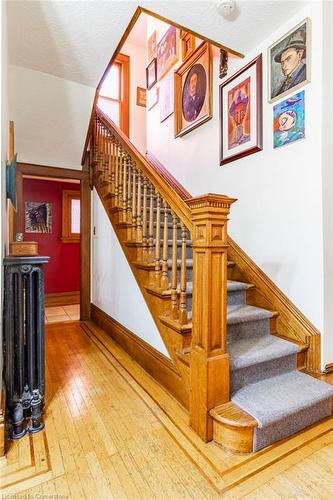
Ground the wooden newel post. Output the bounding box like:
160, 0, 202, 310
186, 194, 236, 442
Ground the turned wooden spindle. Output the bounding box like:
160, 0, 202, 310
122, 151, 128, 222
148, 184, 154, 262
161, 200, 169, 290
126, 157, 132, 225
110, 139, 116, 197
171, 212, 178, 319
154, 191, 161, 285
118, 146, 123, 210
142, 178, 148, 261
114, 142, 119, 206
179, 223, 188, 324
136, 172, 142, 242
131, 166, 137, 241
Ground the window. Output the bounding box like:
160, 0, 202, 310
62, 190, 80, 243
97, 54, 130, 136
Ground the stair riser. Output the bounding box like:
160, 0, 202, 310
253, 398, 332, 452
231, 353, 297, 393
227, 318, 270, 341
227, 290, 246, 306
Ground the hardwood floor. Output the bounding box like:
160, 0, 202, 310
2, 320, 333, 498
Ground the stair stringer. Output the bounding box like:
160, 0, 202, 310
94, 183, 191, 408
227, 237, 321, 373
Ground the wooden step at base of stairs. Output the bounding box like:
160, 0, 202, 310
159, 315, 192, 334
210, 401, 258, 454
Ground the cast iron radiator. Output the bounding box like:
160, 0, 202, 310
3, 256, 49, 439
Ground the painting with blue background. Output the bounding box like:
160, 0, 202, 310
273, 91, 305, 148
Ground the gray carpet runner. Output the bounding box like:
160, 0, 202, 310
150, 198, 333, 451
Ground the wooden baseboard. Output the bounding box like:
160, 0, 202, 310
45, 291, 80, 307
90, 303, 185, 404
228, 236, 321, 372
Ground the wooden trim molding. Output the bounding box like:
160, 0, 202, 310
90, 303, 185, 403
61, 189, 80, 243
45, 291, 80, 307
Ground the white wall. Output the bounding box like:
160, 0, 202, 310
92, 189, 169, 356
321, 0, 333, 369
147, 4, 325, 337
8, 65, 95, 169
122, 41, 147, 154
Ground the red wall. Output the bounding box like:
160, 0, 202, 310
22, 178, 80, 294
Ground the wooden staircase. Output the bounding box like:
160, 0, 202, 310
84, 107, 326, 453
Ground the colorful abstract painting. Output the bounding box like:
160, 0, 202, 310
228, 77, 251, 150
273, 90, 305, 148
25, 201, 52, 233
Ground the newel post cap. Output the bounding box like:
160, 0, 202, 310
185, 193, 237, 214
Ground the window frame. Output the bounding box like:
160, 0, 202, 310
98, 53, 130, 136
61, 189, 80, 243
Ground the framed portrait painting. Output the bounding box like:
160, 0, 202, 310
157, 25, 178, 80
219, 54, 262, 165
268, 18, 310, 103
146, 58, 157, 90
174, 42, 212, 138
160, 72, 174, 123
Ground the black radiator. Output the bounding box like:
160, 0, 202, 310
3, 256, 49, 439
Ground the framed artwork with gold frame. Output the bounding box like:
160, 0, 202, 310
157, 25, 179, 80
174, 42, 212, 138
181, 32, 196, 62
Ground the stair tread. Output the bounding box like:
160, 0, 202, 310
185, 279, 253, 295
229, 333, 300, 370
232, 370, 333, 429
227, 304, 274, 325
167, 259, 235, 268
210, 401, 258, 428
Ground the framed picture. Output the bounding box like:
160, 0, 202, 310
268, 18, 310, 103
25, 201, 52, 233
219, 54, 262, 165
157, 26, 178, 80
160, 72, 174, 123
273, 90, 305, 148
174, 42, 212, 138
146, 58, 157, 90
181, 32, 196, 62
147, 86, 159, 111
148, 30, 157, 62
136, 87, 146, 108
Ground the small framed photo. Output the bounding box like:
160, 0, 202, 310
160, 72, 174, 123
148, 31, 157, 63
181, 32, 196, 62
136, 87, 146, 108
174, 42, 212, 138
273, 91, 305, 148
268, 18, 310, 103
147, 86, 159, 111
157, 25, 178, 80
146, 58, 157, 90
219, 54, 263, 165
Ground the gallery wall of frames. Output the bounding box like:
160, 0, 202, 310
144, 16, 310, 166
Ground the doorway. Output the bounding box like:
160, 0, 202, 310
14, 162, 91, 322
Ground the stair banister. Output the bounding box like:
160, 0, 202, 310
89, 108, 236, 442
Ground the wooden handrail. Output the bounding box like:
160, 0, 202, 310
96, 107, 193, 231
145, 151, 191, 201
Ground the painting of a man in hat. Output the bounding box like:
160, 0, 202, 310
269, 19, 310, 102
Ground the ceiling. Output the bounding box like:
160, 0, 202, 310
6, 0, 309, 89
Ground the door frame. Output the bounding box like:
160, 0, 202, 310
14, 162, 91, 320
